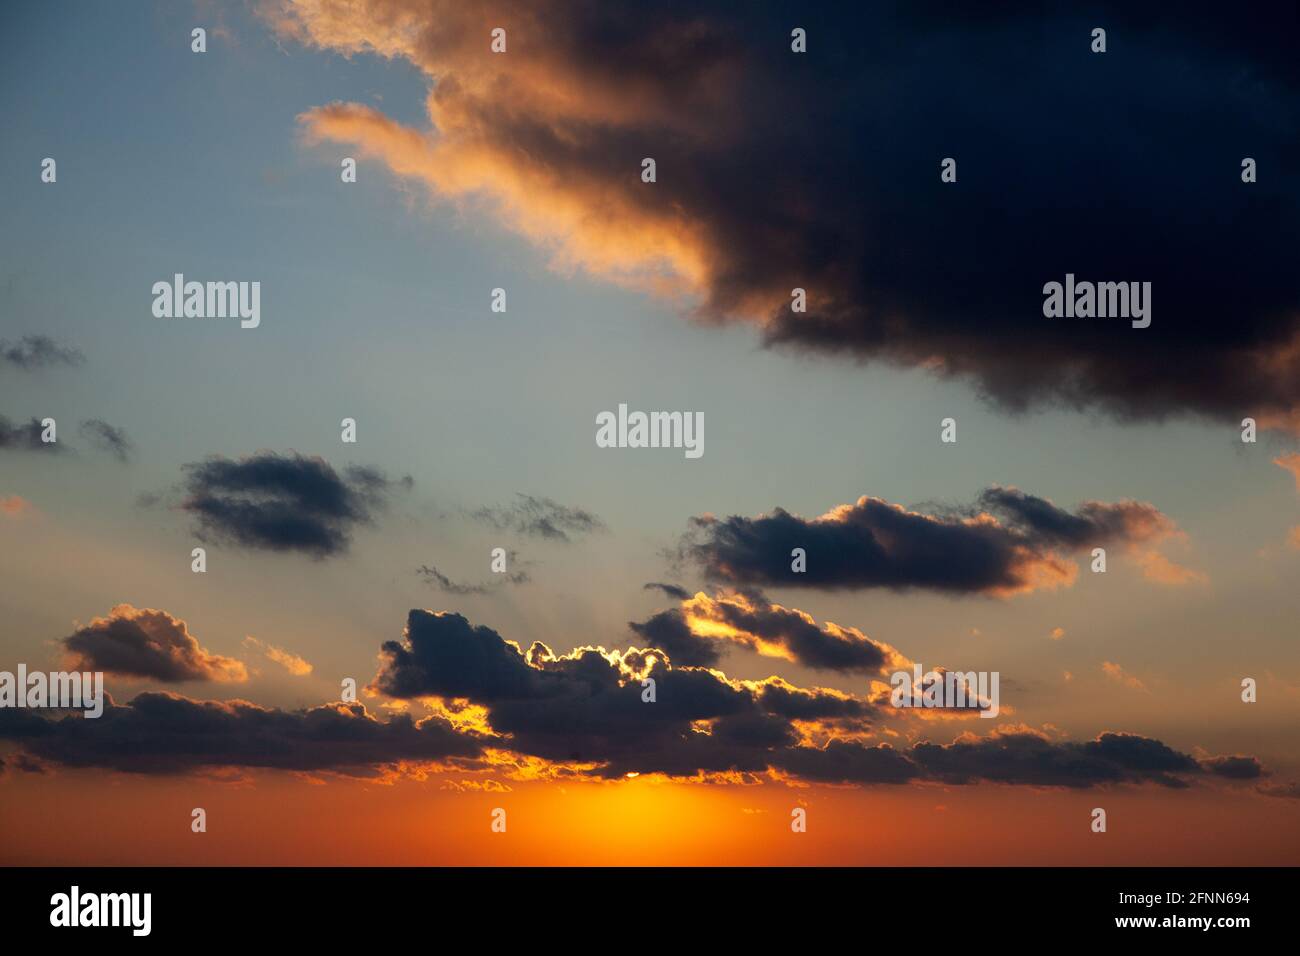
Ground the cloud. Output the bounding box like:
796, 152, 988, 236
417, 560, 530, 594
78, 419, 133, 462
644, 582, 690, 601
1201, 754, 1263, 780
676, 591, 905, 674
1101, 661, 1148, 692
680, 485, 1193, 596
628, 608, 721, 667
908, 728, 1201, 789
0, 335, 82, 370
1134, 550, 1208, 586
0, 416, 60, 453
242, 636, 314, 676
1275, 454, 1300, 491
1, 495, 33, 517
5, 606, 1255, 790
0, 693, 481, 775
268, 0, 1300, 430
62, 604, 248, 683
1258, 782, 1300, 799
470, 494, 605, 542
365, 608, 1241, 788
180, 452, 401, 557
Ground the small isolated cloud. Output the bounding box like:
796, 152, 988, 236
0, 416, 60, 453
180, 452, 401, 557
1049, 627, 1066, 641
242, 636, 313, 676
680, 485, 1194, 597
0, 335, 83, 370
1275, 454, 1300, 491
79, 419, 133, 462
62, 604, 248, 683
1135, 549, 1208, 586
644, 582, 691, 601
416, 559, 530, 595
470, 493, 605, 542
1101, 661, 1147, 692
1, 495, 33, 517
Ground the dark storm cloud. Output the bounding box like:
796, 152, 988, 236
681, 486, 1183, 595
180, 452, 400, 557
0, 416, 60, 452
0, 693, 483, 775
61, 604, 247, 683
470, 494, 605, 542
79, 419, 133, 462
628, 608, 722, 667
0, 335, 83, 370
283, 0, 1300, 430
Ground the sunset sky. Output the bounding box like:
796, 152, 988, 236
2, 0, 1299, 866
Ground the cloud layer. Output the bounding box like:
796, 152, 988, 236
4, 606, 1258, 791
0, 693, 480, 775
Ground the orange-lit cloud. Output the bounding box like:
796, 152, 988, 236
1275, 453, 1300, 490
260, 0, 1300, 431
1135, 549, 1208, 586
677, 590, 908, 675
0, 494, 33, 517
62, 604, 248, 683
1101, 661, 1148, 692
242, 635, 314, 676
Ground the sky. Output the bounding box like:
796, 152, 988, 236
1, 0, 1299, 865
